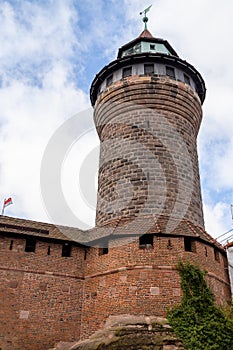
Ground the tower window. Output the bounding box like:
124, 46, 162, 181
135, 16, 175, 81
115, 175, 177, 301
139, 234, 153, 249
184, 237, 196, 252
106, 74, 113, 87
144, 64, 154, 75
184, 74, 190, 85
150, 44, 155, 50
166, 66, 175, 79
214, 248, 220, 262
25, 238, 36, 253
62, 243, 72, 257
134, 43, 141, 53
124, 48, 134, 56
97, 85, 101, 95
122, 66, 132, 78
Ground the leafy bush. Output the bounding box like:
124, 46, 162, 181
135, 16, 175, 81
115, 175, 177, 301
167, 262, 233, 350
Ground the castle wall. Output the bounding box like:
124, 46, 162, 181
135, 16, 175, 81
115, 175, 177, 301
0, 235, 85, 350
81, 236, 231, 339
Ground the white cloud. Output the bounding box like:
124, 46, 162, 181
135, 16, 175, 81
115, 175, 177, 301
0, 72, 89, 218
0, 1, 89, 224
0, 0, 78, 67
203, 202, 232, 239
61, 128, 99, 229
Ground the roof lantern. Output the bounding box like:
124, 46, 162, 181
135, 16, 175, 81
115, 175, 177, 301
118, 5, 178, 58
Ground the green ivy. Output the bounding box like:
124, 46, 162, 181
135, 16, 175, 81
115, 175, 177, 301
167, 262, 233, 350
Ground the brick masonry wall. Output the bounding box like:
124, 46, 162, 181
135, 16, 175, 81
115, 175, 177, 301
0, 235, 85, 350
0, 232, 231, 347
94, 75, 204, 229
81, 236, 231, 339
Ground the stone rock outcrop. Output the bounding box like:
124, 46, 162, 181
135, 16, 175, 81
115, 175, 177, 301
50, 315, 186, 350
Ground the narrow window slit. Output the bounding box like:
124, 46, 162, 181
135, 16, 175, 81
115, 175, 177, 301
9, 240, 13, 250
214, 248, 220, 262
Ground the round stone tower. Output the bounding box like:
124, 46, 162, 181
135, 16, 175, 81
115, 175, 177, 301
81, 24, 231, 341
91, 27, 206, 231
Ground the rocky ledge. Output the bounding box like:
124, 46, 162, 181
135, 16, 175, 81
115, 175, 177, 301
50, 315, 186, 350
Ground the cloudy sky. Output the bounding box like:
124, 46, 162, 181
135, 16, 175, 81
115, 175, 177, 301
0, 0, 233, 243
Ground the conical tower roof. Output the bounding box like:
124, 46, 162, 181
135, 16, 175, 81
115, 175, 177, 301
139, 28, 154, 38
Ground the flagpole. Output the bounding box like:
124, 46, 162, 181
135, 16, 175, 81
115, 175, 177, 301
1, 198, 6, 216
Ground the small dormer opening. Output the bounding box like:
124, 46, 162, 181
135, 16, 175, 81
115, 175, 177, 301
122, 66, 132, 78
62, 243, 72, 257
139, 234, 153, 249
99, 247, 109, 255
166, 66, 175, 79
184, 237, 196, 253
144, 64, 154, 75
150, 44, 155, 50
106, 74, 113, 87
25, 238, 36, 253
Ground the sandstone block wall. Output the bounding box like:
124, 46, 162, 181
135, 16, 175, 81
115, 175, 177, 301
94, 76, 204, 228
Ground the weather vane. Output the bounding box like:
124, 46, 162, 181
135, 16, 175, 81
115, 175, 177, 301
140, 5, 152, 30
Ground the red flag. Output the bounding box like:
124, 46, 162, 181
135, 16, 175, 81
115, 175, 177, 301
1, 197, 13, 215
4, 197, 13, 208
